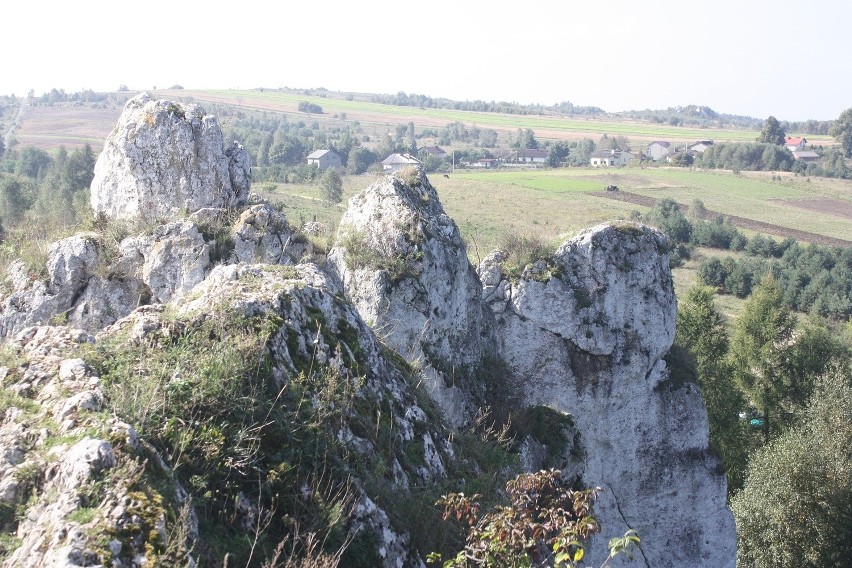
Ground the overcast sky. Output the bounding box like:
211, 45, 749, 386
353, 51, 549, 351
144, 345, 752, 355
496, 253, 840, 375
4, 0, 850, 121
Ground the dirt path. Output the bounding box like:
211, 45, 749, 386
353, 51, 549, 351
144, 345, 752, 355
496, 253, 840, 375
596, 190, 852, 247
3, 98, 26, 149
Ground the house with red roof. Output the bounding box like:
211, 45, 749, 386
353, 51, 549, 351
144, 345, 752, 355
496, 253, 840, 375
784, 137, 807, 151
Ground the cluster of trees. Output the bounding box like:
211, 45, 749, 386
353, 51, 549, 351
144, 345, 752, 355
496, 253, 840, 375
617, 105, 764, 129
641, 198, 851, 320
698, 241, 852, 319
0, 144, 95, 227
695, 142, 795, 172
220, 112, 380, 183
676, 278, 851, 566
368, 91, 604, 116
29, 88, 123, 107
296, 101, 323, 114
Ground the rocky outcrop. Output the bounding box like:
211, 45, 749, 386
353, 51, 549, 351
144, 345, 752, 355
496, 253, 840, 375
481, 222, 735, 567
231, 203, 304, 265
328, 170, 493, 428
0, 326, 195, 567
1, 104, 738, 565
90, 93, 250, 221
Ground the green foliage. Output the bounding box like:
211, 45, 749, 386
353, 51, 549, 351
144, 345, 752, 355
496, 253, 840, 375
732, 365, 852, 568
676, 285, 750, 492
756, 116, 786, 145
829, 106, 852, 158
297, 101, 323, 114
319, 168, 343, 203
337, 226, 423, 284
496, 231, 559, 282
512, 128, 539, 150
87, 308, 365, 566
642, 198, 692, 267
432, 470, 605, 567
697, 142, 794, 172
730, 275, 797, 443
697, 241, 852, 320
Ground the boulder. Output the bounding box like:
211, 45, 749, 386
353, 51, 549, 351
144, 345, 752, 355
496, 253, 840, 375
230, 203, 304, 265
90, 93, 250, 221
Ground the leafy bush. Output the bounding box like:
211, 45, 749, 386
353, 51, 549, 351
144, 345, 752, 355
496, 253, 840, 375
430, 469, 640, 567
297, 101, 323, 114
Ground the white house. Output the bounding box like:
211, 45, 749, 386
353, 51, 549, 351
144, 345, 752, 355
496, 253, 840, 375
306, 149, 342, 171
785, 137, 807, 151
381, 153, 422, 173
517, 148, 549, 163
590, 149, 636, 167
646, 141, 671, 161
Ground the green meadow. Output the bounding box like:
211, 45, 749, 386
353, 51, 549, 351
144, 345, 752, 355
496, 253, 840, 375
178, 88, 826, 144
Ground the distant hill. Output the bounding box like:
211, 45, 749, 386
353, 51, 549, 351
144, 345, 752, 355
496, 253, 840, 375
0, 87, 834, 152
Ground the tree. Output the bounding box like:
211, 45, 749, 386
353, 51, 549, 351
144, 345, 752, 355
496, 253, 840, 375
756, 116, 786, 145
732, 364, 852, 568
0, 176, 27, 220
547, 141, 570, 167
512, 128, 539, 149
346, 147, 377, 175
676, 285, 750, 492
829, 107, 852, 157
319, 168, 343, 203
730, 274, 796, 443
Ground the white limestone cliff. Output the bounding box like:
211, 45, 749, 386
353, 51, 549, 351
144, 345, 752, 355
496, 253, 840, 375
481, 222, 735, 567
328, 170, 493, 428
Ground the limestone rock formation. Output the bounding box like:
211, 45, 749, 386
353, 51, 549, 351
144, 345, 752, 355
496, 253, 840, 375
90, 93, 250, 221
0, 326, 196, 567
230, 203, 304, 265
0, 111, 738, 565
328, 170, 493, 428
0, 219, 216, 338
481, 222, 735, 567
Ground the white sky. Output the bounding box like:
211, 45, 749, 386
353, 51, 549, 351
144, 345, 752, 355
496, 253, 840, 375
4, 0, 850, 121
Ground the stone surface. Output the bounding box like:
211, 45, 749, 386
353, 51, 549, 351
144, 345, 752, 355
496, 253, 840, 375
230, 203, 304, 265
481, 222, 735, 568
328, 170, 493, 428
90, 92, 250, 221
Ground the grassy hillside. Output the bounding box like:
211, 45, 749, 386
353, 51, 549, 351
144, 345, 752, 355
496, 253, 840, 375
265, 167, 852, 250
8, 87, 835, 151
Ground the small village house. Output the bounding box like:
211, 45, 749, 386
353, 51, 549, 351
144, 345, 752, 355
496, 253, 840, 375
306, 149, 342, 171
645, 141, 671, 161
418, 146, 448, 159
792, 150, 819, 162
590, 149, 636, 167
785, 137, 807, 151
516, 148, 549, 163
688, 140, 714, 154
381, 153, 422, 173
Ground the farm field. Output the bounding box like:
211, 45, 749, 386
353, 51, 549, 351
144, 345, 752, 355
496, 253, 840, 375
263, 166, 852, 253
453, 168, 852, 245
11, 104, 123, 150
7, 87, 833, 151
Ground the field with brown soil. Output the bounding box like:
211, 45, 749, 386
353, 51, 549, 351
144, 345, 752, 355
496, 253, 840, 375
599, 190, 851, 247
12, 104, 123, 150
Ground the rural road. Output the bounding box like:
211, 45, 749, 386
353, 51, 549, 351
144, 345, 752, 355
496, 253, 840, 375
3, 97, 26, 150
